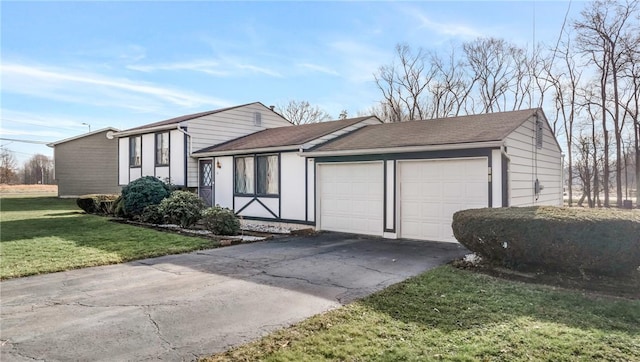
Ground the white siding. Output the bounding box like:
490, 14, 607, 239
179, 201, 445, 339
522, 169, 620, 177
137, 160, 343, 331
118, 138, 129, 185
186, 103, 292, 187
235, 197, 279, 218
280, 152, 306, 221
505, 114, 563, 206
141, 134, 154, 177
385, 160, 395, 231
214, 156, 233, 208
169, 129, 186, 185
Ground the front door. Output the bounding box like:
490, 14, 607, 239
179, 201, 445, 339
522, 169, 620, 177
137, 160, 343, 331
199, 159, 213, 206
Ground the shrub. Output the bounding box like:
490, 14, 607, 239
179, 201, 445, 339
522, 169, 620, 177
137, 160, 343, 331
111, 195, 127, 217
202, 206, 241, 235
140, 204, 165, 224
452, 206, 640, 277
121, 176, 171, 218
158, 190, 205, 228
76, 194, 119, 215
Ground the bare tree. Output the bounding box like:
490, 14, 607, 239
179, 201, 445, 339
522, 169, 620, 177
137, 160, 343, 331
574, 0, 639, 207
276, 100, 332, 125
427, 48, 474, 118
374, 44, 437, 122
22, 154, 54, 185
0, 147, 18, 184
462, 37, 529, 113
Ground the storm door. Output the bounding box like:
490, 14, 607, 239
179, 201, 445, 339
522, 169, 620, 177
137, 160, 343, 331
199, 159, 213, 206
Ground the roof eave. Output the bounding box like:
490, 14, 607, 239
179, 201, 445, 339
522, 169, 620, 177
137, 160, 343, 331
112, 123, 185, 137
302, 140, 505, 157
193, 145, 301, 157
47, 127, 120, 147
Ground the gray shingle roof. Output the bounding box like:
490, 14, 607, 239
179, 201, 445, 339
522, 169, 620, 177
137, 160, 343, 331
194, 116, 378, 154
122, 102, 267, 132
309, 109, 540, 152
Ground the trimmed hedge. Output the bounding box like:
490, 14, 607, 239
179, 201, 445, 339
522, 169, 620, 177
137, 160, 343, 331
452, 206, 640, 276
76, 194, 119, 215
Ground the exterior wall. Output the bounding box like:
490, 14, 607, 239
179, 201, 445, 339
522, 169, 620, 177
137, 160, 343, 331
213, 156, 234, 208
117, 129, 187, 186
186, 104, 292, 187
53, 130, 121, 197
505, 114, 563, 206
279, 152, 306, 220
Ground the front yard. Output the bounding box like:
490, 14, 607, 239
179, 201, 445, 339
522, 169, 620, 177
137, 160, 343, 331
0, 196, 218, 279
206, 266, 640, 361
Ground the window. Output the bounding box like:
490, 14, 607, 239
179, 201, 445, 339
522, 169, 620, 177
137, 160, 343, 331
235, 156, 255, 194
234, 155, 279, 195
257, 155, 278, 195
129, 136, 141, 167
155, 132, 169, 166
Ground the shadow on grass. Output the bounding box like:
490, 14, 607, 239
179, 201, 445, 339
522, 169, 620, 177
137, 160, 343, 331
0, 197, 78, 212
359, 266, 640, 336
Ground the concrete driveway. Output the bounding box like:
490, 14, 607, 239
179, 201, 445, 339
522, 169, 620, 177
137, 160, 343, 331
1, 232, 466, 361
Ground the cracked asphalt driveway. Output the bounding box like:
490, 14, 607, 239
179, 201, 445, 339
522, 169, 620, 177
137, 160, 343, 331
0, 232, 466, 362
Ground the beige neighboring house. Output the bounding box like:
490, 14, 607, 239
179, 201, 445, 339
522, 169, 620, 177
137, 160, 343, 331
47, 127, 121, 198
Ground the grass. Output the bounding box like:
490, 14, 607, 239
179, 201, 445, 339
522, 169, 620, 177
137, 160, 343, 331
205, 266, 640, 362
0, 197, 219, 279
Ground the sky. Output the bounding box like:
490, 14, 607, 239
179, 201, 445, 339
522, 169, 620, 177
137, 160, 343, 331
1, 1, 583, 165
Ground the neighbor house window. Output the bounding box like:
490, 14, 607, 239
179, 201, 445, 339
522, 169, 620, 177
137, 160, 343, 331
234, 155, 279, 196
155, 132, 169, 166
129, 136, 141, 167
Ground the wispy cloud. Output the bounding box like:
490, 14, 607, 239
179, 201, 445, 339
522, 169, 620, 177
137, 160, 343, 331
328, 40, 389, 83
1, 62, 231, 111
297, 63, 340, 76
127, 60, 230, 76
128, 58, 282, 78
409, 9, 485, 39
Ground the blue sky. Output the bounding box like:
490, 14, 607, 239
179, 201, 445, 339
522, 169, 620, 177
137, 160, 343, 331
1, 1, 581, 165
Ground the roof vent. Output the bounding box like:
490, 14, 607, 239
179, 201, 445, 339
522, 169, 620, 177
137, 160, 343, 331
254, 112, 262, 126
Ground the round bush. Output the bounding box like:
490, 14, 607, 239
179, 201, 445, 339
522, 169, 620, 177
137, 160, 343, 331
121, 176, 171, 218
452, 206, 640, 276
158, 190, 205, 228
201, 206, 240, 235
140, 204, 165, 224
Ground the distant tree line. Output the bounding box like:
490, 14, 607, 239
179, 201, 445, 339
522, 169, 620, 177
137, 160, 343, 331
0, 148, 54, 185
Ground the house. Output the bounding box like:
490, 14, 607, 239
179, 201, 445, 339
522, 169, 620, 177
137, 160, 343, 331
47, 128, 121, 198
112, 102, 292, 193
193, 108, 562, 243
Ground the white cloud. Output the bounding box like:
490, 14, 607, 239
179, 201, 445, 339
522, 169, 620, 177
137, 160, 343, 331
297, 63, 340, 76
1, 62, 231, 111
328, 40, 389, 83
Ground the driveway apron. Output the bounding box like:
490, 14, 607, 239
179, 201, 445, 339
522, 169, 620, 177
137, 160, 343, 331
0, 232, 467, 361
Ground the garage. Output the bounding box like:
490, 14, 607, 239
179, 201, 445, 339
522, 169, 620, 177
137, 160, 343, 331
317, 162, 384, 236
398, 158, 489, 242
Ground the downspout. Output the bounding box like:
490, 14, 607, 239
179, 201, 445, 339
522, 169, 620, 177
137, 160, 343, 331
175, 125, 192, 187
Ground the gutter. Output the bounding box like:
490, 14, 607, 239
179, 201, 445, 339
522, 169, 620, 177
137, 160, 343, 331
111, 123, 181, 137
301, 141, 504, 157
193, 145, 300, 157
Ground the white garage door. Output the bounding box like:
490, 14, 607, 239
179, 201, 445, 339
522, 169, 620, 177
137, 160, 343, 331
399, 158, 488, 242
318, 162, 384, 236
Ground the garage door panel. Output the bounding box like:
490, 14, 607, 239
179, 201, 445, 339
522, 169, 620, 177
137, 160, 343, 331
319, 163, 383, 236
400, 158, 488, 242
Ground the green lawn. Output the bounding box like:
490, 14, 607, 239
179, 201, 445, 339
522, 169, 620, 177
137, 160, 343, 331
206, 266, 640, 362
0, 197, 219, 279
